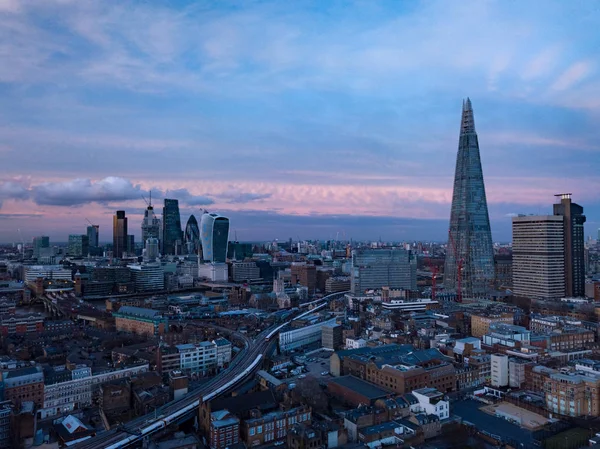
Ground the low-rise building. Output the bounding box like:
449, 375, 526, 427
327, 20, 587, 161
209, 410, 240, 449
345, 338, 367, 350
279, 317, 337, 352
0, 313, 44, 336
114, 306, 167, 337
483, 323, 530, 348
2, 366, 44, 408
410, 388, 449, 420
328, 376, 391, 407
213, 338, 232, 368
243, 405, 312, 446
471, 312, 514, 338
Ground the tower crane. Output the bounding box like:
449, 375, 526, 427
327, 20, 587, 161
448, 231, 464, 303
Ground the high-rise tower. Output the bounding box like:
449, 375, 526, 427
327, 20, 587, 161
113, 210, 128, 258
553, 193, 586, 297
162, 199, 183, 255
200, 212, 229, 263
184, 214, 200, 254
444, 98, 495, 298
141, 193, 161, 247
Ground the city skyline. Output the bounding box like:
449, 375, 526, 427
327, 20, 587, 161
1, 1, 599, 242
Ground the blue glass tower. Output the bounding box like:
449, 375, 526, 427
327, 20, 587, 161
444, 99, 495, 298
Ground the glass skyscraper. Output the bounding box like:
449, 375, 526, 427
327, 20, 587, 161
112, 210, 128, 258
444, 98, 495, 298
200, 212, 230, 263
86, 225, 99, 248
162, 199, 183, 255
184, 214, 200, 254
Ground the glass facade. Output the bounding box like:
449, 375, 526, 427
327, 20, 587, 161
200, 213, 230, 263
112, 211, 128, 258
184, 214, 200, 254
162, 199, 183, 255
444, 99, 495, 298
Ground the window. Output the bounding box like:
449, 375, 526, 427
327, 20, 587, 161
249, 428, 255, 436
257, 426, 262, 434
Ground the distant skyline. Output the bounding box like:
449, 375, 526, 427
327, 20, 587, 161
1, 1, 599, 242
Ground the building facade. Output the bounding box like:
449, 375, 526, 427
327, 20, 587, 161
243, 405, 312, 446
141, 200, 161, 249
68, 234, 89, 257
112, 210, 128, 258
231, 262, 261, 282
128, 263, 164, 292
351, 249, 416, 294
444, 98, 495, 298
113, 306, 167, 337
553, 194, 586, 297
86, 225, 99, 248
200, 212, 230, 263
2, 366, 44, 408
279, 317, 337, 352
512, 215, 565, 300
162, 199, 183, 255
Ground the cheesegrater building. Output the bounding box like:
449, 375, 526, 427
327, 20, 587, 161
444, 98, 495, 298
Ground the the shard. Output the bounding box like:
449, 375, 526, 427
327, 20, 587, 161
444, 98, 495, 298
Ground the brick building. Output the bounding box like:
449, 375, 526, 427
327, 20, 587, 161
470, 312, 514, 338
2, 366, 44, 408
327, 376, 391, 406
242, 405, 312, 446
0, 313, 44, 336
209, 410, 240, 449
291, 263, 317, 295
113, 306, 167, 337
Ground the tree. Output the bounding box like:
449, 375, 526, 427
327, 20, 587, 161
292, 377, 328, 413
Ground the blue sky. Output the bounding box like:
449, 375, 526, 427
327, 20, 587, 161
0, 0, 599, 242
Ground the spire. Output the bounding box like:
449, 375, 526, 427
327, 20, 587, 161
460, 97, 476, 135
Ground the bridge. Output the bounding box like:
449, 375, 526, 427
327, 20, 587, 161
73, 291, 344, 449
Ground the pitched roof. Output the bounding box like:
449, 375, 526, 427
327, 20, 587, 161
210, 389, 276, 414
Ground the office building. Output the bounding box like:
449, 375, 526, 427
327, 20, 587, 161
112, 210, 128, 258
210, 410, 240, 449
227, 241, 253, 260
444, 98, 495, 298
184, 214, 200, 254
68, 234, 89, 257
86, 225, 99, 248
243, 405, 311, 447
141, 195, 161, 247
0, 401, 11, 449
127, 234, 135, 255
322, 323, 343, 350
144, 237, 160, 262
291, 263, 317, 294
279, 317, 337, 352
128, 263, 164, 292
162, 199, 183, 255
32, 236, 50, 259
231, 262, 261, 282
512, 215, 565, 299
554, 194, 586, 297
200, 212, 230, 263
350, 248, 416, 294
491, 354, 509, 387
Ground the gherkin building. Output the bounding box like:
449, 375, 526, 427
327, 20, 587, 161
444, 98, 495, 298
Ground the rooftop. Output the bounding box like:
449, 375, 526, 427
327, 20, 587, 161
116, 306, 161, 318
329, 376, 391, 400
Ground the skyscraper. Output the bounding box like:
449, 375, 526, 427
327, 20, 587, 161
32, 236, 50, 259
141, 195, 161, 247
113, 210, 128, 258
553, 194, 586, 297
68, 234, 89, 257
444, 98, 495, 298
162, 199, 183, 255
86, 225, 99, 248
200, 212, 230, 263
512, 215, 565, 300
184, 214, 200, 254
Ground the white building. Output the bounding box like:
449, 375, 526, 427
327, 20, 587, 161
411, 387, 449, 420
177, 341, 218, 375
279, 317, 337, 352
24, 265, 72, 282
213, 337, 232, 368
198, 263, 228, 282
483, 323, 530, 348
346, 338, 367, 349
128, 263, 164, 292
40, 364, 148, 419
491, 354, 509, 388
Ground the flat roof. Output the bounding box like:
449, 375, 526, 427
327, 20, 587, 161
329, 375, 390, 400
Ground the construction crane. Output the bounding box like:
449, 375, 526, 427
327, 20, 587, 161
448, 231, 463, 303
85, 218, 97, 227
423, 250, 439, 301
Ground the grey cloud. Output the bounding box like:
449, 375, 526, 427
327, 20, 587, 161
0, 181, 30, 208
163, 189, 214, 206
31, 177, 144, 206
217, 191, 272, 204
